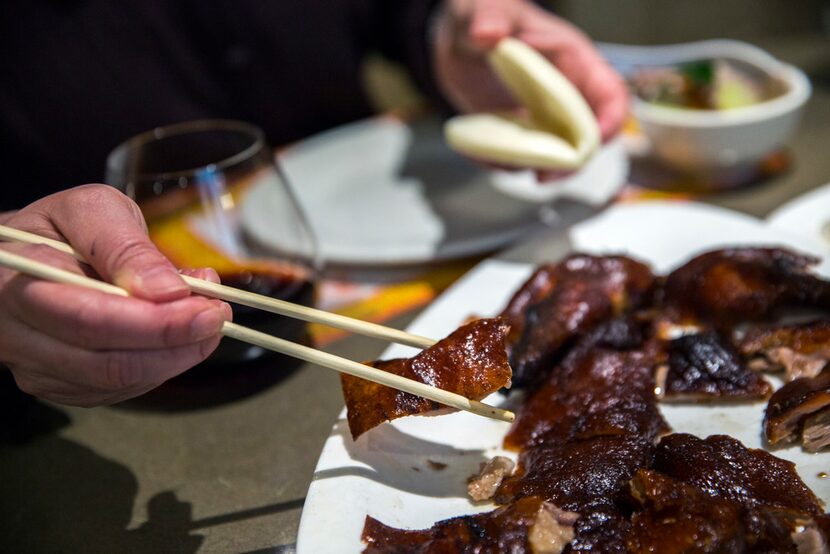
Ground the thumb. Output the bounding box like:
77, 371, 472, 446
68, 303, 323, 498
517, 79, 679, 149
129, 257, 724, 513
47, 185, 189, 302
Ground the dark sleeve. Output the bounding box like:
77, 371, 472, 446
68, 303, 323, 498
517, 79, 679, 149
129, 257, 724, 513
360, 0, 454, 113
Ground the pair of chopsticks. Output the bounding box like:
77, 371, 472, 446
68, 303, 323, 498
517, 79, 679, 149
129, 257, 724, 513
0, 224, 514, 423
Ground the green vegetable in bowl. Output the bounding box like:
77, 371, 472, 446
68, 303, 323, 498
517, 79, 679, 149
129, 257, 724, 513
630, 58, 785, 110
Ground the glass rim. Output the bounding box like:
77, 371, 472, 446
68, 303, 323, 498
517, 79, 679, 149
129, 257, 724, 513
106, 119, 267, 183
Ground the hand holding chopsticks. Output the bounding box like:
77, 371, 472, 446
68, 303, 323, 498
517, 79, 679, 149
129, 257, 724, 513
0, 224, 514, 423
0, 225, 436, 350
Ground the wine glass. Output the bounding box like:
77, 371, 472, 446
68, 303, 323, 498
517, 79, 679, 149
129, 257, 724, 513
106, 119, 318, 409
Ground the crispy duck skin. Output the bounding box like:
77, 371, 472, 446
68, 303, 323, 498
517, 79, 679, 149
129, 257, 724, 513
500, 264, 561, 347
501, 255, 655, 389
504, 317, 664, 450
652, 434, 824, 516
362, 496, 578, 554
765, 371, 830, 447
495, 435, 655, 513
739, 321, 830, 380
341, 318, 512, 439
503, 341, 667, 451
663, 248, 830, 327
493, 436, 651, 554
628, 469, 753, 553
658, 331, 773, 402
627, 469, 824, 553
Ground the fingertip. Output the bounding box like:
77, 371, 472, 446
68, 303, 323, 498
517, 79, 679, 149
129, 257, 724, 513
190, 306, 228, 340
179, 267, 222, 284
597, 93, 629, 142
203, 268, 221, 284
535, 168, 575, 182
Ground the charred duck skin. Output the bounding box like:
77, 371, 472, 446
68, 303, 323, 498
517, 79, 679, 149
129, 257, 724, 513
657, 331, 772, 402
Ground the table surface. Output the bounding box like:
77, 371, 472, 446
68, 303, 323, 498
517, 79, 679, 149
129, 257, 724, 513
4, 45, 830, 554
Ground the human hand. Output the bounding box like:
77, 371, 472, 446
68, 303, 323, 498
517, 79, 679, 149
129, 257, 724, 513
433, 0, 628, 141
0, 184, 232, 407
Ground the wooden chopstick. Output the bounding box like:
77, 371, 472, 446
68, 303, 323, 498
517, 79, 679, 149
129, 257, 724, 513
0, 224, 436, 349
0, 247, 515, 423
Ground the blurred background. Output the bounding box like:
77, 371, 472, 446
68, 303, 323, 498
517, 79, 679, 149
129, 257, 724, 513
365, 0, 830, 112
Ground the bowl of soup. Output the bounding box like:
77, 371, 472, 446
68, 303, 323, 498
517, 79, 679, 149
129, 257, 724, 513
602, 40, 811, 173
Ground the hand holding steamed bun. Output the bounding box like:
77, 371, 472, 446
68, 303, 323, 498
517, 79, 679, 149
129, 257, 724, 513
433, 0, 628, 152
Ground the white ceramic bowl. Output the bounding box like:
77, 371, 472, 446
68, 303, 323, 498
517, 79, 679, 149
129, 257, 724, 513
601, 40, 811, 171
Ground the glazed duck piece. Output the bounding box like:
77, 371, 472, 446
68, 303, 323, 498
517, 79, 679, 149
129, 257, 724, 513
663, 248, 830, 328
503, 321, 667, 450
739, 320, 830, 381
627, 469, 828, 554
765, 370, 830, 450
652, 434, 824, 515
501, 254, 655, 389
656, 331, 772, 402
500, 263, 561, 346
341, 318, 512, 439
628, 433, 829, 553
362, 496, 579, 554
627, 469, 751, 553
495, 435, 654, 553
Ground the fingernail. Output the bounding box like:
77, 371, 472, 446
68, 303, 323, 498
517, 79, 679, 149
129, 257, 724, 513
132, 266, 189, 298
219, 302, 233, 322
203, 268, 221, 284
191, 308, 226, 340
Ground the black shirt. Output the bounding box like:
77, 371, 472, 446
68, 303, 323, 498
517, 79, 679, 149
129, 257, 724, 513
0, 0, 440, 210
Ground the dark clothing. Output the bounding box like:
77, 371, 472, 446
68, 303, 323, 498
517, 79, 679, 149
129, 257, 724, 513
0, 0, 440, 210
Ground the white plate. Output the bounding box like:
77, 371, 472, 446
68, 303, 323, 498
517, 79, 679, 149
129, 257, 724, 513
767, 182, 830, 251
297, 201, 830, 554
240, 116, 625, 266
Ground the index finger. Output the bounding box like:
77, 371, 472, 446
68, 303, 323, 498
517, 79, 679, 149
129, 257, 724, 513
44, 185, 190, 302
579, 62, 629, 141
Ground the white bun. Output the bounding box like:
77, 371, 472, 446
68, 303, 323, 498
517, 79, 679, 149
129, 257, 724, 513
445, 113, 584, 169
